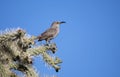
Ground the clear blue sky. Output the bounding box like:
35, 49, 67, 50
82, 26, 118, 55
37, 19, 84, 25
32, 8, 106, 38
0, 0, 120, 77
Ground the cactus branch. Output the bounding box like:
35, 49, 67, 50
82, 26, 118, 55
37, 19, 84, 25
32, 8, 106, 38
0, 28, 62, 77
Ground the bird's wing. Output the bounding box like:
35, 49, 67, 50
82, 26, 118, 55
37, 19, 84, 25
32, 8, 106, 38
41, 28, 57, 37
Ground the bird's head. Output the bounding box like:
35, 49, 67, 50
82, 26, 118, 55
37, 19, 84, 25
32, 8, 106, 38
51, 21, 66, 26
51, 21, 66, 28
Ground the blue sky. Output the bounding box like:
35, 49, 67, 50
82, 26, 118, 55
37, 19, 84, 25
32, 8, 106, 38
0, 0, 120, 77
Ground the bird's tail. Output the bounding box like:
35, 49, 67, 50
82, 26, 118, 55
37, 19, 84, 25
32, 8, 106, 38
37, 36, 42, 41
33, 35, 41, 41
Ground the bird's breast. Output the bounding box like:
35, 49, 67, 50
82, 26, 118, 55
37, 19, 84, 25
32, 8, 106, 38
54, 28, 59, 37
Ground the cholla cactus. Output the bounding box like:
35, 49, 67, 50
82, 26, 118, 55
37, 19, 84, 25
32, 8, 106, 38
0, 28, 62, 77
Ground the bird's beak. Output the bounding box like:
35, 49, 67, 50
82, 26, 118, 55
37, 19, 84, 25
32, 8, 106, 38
60, 21, 66, 24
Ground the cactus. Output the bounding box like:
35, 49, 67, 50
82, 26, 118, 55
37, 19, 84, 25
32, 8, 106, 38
0, 28, 62, 77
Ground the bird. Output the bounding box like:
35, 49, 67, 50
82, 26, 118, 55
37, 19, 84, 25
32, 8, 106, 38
37, 21, 66, 44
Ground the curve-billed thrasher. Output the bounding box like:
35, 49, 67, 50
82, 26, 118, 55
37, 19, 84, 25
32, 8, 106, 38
37, 21, 66, 44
